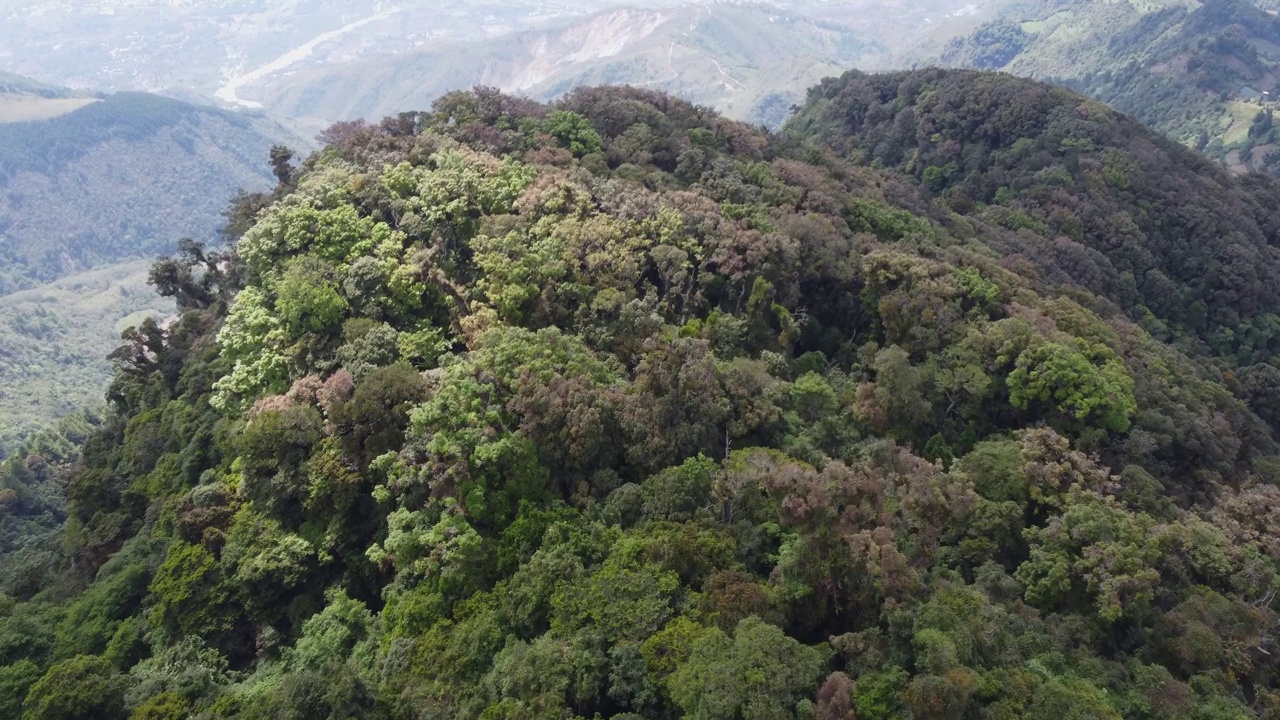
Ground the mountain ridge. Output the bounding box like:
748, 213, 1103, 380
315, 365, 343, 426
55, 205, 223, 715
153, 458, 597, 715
0, 76, 305, 294
239, 4, 877, 128
788, 66, 1280, 370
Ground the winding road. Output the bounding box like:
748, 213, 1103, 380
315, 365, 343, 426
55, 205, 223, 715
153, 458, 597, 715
216, 8, 396, 109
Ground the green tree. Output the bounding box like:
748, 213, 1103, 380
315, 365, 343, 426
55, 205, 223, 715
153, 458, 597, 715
539, 111, 605, 156
21, 655, 127, 720
1015, 489, 1161, 622
668, 617, 827, 720
148, 542, 238, 641
1008, 341, 1135, 433
275, 256, 348, 337
0, 660, 40, 719
1026, 676, 1121, 720
129, 692, 190, 720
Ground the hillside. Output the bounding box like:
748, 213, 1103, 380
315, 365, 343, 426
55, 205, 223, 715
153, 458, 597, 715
791, 67, 1280, 372
0, 76, 304, 452
0, 261, 174, 457
2, 77, 1280, 718
940, 0, 1280, 173
239, 5, 876, 128
0, 84, 302, 294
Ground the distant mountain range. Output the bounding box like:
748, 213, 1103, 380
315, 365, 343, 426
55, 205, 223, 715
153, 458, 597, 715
242, 5, 876, 128
0, 0, 1005, 128
941, 0, 1280, 174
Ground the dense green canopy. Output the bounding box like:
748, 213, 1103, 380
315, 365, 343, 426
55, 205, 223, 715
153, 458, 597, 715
2, 76, 1280, 719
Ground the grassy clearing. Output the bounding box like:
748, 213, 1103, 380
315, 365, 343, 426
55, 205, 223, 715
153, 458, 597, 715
1222, 100, 1262, 145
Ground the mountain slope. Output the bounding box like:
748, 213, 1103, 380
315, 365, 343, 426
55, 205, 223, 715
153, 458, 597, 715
241, 5, 877, 128
0, 261, 173, 456
0, 76, 304, 451
0, 85, 302, 294
790, 67, 1280, 372
940, 0, 1280, 173
3, 79, 1280, 718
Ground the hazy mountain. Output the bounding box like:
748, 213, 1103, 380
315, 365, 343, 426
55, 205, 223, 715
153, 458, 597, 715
241, 4, 877, 127
0, 1, 703, 98
940, 0, 1280, 173
0, 0, 1008, 128
0, 76, 302, 294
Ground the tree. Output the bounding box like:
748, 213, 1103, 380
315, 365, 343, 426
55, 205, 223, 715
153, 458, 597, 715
815, 672, 857, 720
327, 362, 428, 465
621, 338, 730, 474
1238, 363, 1280, 430
856, 345, 934, 440
668, 617, 827, 720
1025, 676, 1121, 720
275, 256, 348, 337
538, 111, 605, 157
1007, 340, 1136, 433
1015, 489, 1161, 622
21, 655, 127, 720
270, 145, 296, 187
0, 660, 40, 719
148, 542, 238, 642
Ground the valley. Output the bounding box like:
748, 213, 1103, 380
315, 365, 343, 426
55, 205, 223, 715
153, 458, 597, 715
215, 6, 398, 109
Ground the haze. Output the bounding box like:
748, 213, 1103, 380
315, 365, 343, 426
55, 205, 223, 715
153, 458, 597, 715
0, 0, 1001, 126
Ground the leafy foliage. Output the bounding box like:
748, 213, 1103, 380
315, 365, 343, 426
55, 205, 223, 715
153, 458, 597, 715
3, 78, 1280, 720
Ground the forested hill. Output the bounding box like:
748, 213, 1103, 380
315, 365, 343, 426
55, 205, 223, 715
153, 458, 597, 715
4, 77, 1280, 719
939, 0, 1280, 174
0, 84, 301, 295
790, 67, 1280, 376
